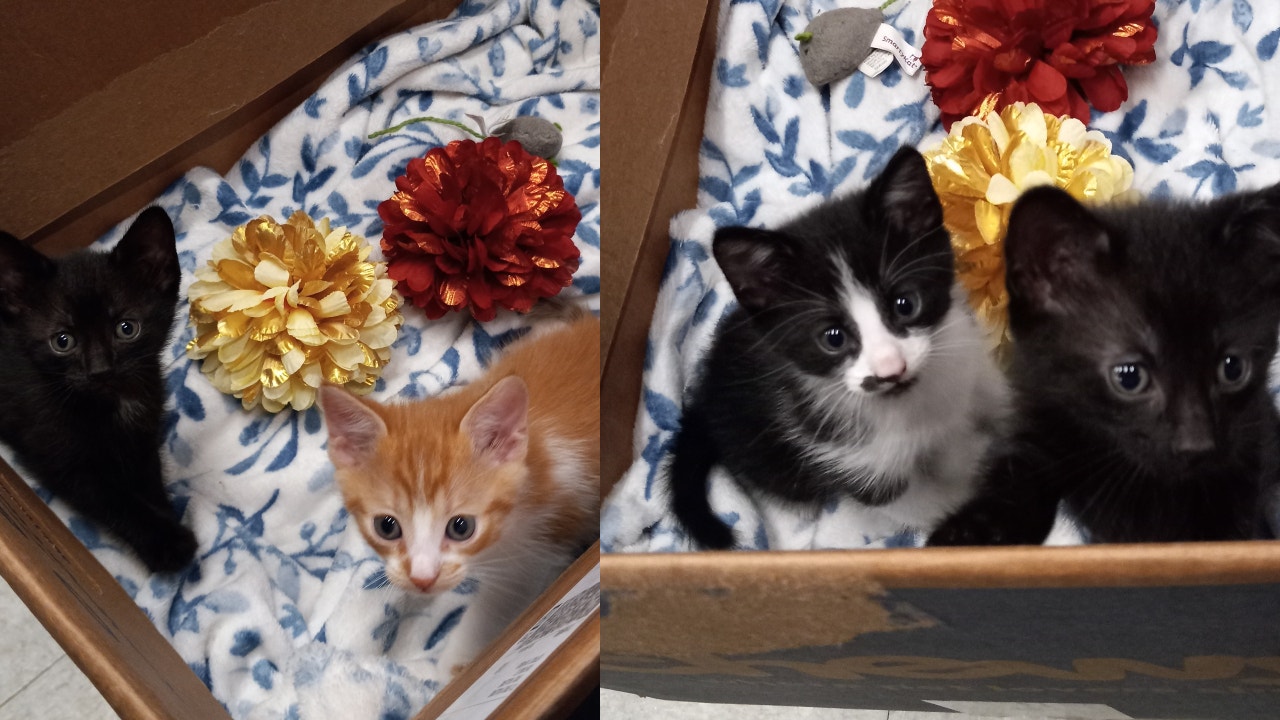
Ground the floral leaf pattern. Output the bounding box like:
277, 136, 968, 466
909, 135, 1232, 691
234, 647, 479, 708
602, 0, 1280, 555
0, 1, 598, 718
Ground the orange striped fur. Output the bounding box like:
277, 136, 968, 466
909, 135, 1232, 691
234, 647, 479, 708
320, 314, 600, 600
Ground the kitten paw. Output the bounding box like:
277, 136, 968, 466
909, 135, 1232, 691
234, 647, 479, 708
928, 513, 1007, 546
133, 524, 198, 574
927, 501, 1048, 546
687, 520, 736, 550
926, 486, 1054, 543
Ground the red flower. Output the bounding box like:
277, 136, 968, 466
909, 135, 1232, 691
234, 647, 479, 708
923, 0, 1157, 129
378, 137, 582, 322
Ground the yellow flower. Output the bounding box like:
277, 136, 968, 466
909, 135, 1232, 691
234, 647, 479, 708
186, 212, 402, 412
924, 102, 1137, 355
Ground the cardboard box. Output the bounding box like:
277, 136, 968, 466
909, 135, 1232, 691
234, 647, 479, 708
598, 1, 1280, 718
0, 1, 597, 717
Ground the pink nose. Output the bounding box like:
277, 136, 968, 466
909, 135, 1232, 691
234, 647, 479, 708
870, 350, 906, 379
410, 573, 437, 592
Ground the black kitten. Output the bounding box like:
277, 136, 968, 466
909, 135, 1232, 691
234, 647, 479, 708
0, 208, 197, 571
930, 184, 1280, 546
668, 147, 1008, 549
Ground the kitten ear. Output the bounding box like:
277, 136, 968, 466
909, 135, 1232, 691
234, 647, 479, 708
866, 146, 945, 243
713, 226, 794, 312
0, 231, 54, 316
1226, 182, 1280, 285
1004, 186, 1112, 315
318, 386, 388, 469
112, 207, 180, 295
461, 376, 529, 464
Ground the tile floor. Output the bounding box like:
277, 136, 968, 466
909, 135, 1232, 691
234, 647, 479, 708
0, 575, 117, 720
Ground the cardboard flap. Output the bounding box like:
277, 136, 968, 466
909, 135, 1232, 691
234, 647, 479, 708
600, 0, 719, 493
0, 0, 456, 253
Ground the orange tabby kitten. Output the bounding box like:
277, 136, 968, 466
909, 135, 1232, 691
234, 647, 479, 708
319, 313, 599, 673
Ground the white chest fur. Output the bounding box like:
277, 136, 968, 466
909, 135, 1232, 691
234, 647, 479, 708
793, 284, 1009, 530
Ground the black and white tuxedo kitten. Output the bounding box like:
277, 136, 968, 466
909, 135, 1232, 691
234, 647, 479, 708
930, 185, 1280, 546
668, 147, 1009, 549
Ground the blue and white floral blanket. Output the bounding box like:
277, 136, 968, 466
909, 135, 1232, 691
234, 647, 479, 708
2, 1, 598, 718
601, 0, 1280, 553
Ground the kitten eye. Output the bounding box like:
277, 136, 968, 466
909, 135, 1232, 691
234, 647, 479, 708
446, 515, 476, 541
819, 327, 846, 351
115, 319, 141, 341
1109, 362, 1150, 395
373, 515, 402, 541
1217, 354, 1251, 389
892, 292, 921, 321
49, 332, 76, 354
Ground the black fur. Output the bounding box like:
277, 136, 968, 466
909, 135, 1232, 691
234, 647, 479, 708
667, 147, 954, 548
930, 184, 1280, 545
0, 208, 197, 572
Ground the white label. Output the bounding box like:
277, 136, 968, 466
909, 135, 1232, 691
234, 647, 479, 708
870, 23, 922, 76
858, 48, 895, 78
464, 113, 489, 136
438, 564, 600, 719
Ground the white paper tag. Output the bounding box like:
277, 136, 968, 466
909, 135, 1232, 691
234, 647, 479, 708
439, 564, 600, 719
869, 23, 922, 76
858, 48, 895, 78
465, 113, 489, 136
